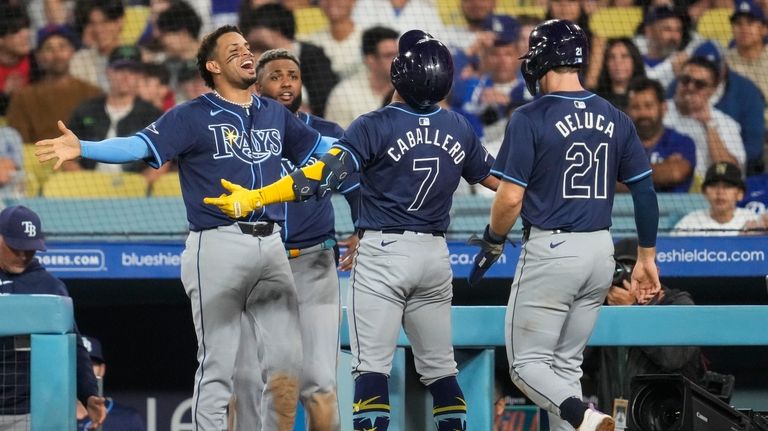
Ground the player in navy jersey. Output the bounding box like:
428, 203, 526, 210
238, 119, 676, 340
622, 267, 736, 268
466, 20, 661, 431
232, 48, 359, 431
35, 25, 329, 431
205, 31, 499, 431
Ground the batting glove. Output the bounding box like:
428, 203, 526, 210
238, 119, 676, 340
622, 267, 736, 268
467, 224, 506, 287
203, 179, 265, 219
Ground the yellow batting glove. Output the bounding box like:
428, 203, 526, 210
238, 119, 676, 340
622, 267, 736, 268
203, 179, 266, 219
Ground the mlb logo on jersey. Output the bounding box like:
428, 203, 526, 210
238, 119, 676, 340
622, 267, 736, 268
419, 117, 430, 126
574, 101, 586, 109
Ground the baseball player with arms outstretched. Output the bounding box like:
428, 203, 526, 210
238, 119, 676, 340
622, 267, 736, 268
35, 25, 332, 431
232, 48, 360, 431
467, 20, 661, 431
204, 30, 499, 431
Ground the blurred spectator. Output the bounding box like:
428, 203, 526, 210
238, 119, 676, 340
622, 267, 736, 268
726, 0, 768, 102
677, 41, 765, 175
6, 25, 102, 154
137, 63, 174, 112
352, 0, 446, 38
545, 0, 605, 88
627, 77, 696, 192
70, 0, 125, 92
325, 26, 397, 128
299, 0, 364, 81
638, 5, 689, 88
664, 57, 745, 182
77, 336, 145, 431
156, 1, 202, 101
594, 38, 646, 111
584, 237, 704, 415
138, 0, 211, 49
177, 61, 208, 102
740, 173, 768, 215
0, 205, 107, 430
0, 127, 23, 198
442, 0, 497, 54
0, 4, 33, 116
67, 45, 165, 183
725, 0, 768, 172
673, 162, 767, 235
452, 15, 522, 144
240, 3, 338, 117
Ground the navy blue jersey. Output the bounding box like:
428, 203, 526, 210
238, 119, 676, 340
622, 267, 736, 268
335, 102, 493, 233
493, 91, 651, 231
282, 112, 359, 249
0, 260, 98, 413
137, 94, 321, 231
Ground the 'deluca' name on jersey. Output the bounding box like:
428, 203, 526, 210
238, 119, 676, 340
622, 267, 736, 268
387, 126, 466, 164
554, 111, 615, 139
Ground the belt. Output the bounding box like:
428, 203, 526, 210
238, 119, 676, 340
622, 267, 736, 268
237, 221, 276, 237
286, 238, 337, 259
358, 229, 445, 239
522, 227, 569, 242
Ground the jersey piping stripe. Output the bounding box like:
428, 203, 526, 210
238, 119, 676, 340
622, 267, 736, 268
298, 134, 323, 168
542, 93, 596, 101
339, 182, 361, 194
385, 105, 442, 116
136, 132, 163, 169
350, 250, 362, 374
192, 231, 206, 431
509, 242, 561, 409
490, 170, 528, 187
332, 144, 361, 171
623, 169, 653, 184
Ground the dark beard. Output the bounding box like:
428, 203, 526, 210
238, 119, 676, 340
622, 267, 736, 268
287, 92, 302, 114
635, 118, 663, 141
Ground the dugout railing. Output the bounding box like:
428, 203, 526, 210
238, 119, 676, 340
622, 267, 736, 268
0, 294, 77, 431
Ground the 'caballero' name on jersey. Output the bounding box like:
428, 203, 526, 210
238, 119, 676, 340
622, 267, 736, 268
387, 127, 465, 164
555, 112, 615, 138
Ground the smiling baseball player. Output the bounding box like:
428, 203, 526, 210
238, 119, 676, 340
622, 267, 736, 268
204, 30, 499, 431
34, 25, 334, 431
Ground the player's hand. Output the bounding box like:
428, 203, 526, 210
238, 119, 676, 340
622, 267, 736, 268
34, 121, 82, 170
467, 224, 506, 287
203, 179, 265, 219
85, 395, 107, 429
630, 248, 661, 304
337, 233, 359, 271
606, 282, 636, 306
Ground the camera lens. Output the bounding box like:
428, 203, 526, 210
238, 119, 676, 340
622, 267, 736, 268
631, 382, 684, 431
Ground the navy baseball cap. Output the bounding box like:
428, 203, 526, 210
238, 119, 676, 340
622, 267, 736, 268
731, 0, 766, 22
644, 5, 683, 25
36, 24, 78, 50
0, 206, 46, 251
81, 335, 105, 364
482, 14, 520, 46
109, 45, 142, 70
692, 40, 723, 70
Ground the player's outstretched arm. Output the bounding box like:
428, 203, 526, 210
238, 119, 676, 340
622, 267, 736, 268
204, 147, 355, 218
34, 121, 81, 170
626, 175, 661, 303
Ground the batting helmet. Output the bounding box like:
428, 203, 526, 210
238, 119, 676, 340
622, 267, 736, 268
391, 30, 454, 110
520, 19, 588, 96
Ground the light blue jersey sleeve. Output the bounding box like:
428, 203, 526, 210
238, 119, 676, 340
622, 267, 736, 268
80, 137, 152, 164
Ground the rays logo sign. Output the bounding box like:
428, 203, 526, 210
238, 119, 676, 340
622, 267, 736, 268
209, 124, 283, 164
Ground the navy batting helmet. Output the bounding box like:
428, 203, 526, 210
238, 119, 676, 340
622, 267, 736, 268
391, 30, 454, 110
520, 19, 588, 96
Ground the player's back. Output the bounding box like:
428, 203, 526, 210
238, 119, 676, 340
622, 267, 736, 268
495, 91, 650, 232
337, 102, 492, 233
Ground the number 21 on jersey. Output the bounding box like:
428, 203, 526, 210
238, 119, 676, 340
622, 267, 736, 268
563, 142, 608, 199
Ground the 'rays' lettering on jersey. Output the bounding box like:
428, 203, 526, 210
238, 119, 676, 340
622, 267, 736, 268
387, 127, 465, 164
555, 112, 615, 139
209, 124, 283, 163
